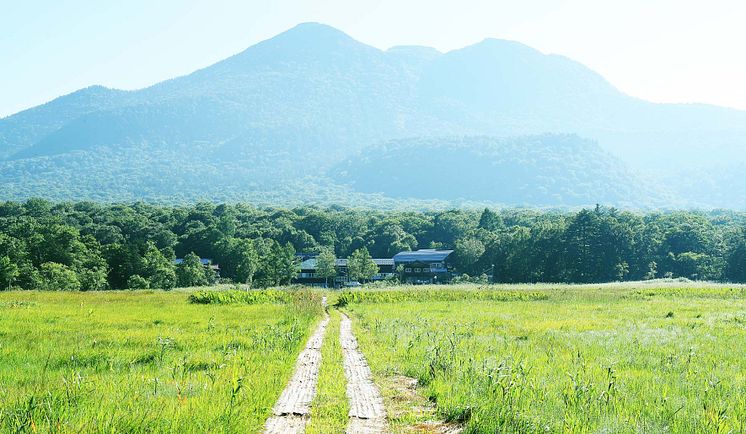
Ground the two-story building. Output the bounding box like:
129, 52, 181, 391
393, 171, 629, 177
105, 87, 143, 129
393, 249, 455, 284
295, 255, 395, 287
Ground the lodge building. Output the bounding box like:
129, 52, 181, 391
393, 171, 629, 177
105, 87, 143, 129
393, 249, 455, 284
294, 249, 455, 287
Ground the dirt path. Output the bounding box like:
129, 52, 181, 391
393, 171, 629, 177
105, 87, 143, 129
340, 312, 389, 433
264, 301, 330, 434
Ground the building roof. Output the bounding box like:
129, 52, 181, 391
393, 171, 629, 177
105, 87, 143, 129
174, 258, 219, 270
299, 257, 393, 270
174, 258, 214, 266
393, 249, 454, 263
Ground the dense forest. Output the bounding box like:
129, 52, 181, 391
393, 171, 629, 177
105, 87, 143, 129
1, 199, 745, 291
334, 135, 666, 206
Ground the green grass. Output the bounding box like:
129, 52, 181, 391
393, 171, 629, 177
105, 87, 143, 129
306, 309, 349, 433
3, 283, 746, 433
336, 286, 548, 306
345, 284, 746, 433
0, 289, 323, 433
188, 288, 311, 305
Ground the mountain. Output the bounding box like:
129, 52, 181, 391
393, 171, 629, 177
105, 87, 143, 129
332, 135, 670, 207
0, 22, 745, 208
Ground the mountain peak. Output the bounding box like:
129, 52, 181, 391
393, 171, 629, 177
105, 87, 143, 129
208, 22, 379, 71
263, 22, 361, 49
466, 38, 543, 57
288, 21, 344, 33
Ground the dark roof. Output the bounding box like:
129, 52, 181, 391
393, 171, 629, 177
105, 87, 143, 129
295, 252, 318, 261
174, 258, 214, 266
393, 249, 454, 263
300, 258, 393, 270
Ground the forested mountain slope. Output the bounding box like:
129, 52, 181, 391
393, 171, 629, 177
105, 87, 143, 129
1, 23, 745, 207
333, 135, 671, 207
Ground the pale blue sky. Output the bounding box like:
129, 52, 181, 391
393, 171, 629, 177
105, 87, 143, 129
2, 0, 745, 117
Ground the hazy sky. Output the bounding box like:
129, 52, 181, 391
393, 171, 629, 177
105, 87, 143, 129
2, 0, 745, 117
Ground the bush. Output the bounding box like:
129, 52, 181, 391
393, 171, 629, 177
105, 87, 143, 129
127, 275, 150, 290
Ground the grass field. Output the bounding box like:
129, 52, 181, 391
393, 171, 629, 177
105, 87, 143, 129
345, 283, 746, 433
0, 289, 322, 433
2, 282, 745, 433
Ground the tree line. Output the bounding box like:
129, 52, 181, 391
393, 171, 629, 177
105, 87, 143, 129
1, 199, 745, 290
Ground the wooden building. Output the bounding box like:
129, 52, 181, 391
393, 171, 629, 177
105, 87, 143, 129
295, 256, 395, 287
392, 249, 455, 284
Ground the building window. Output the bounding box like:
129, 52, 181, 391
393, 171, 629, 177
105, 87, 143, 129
414, 268, 421, 273
405, 268, 412, 273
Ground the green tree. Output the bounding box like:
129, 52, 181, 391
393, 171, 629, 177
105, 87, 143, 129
454, 237, 486, 275
371, 224, 418, 257
254, 240, 297, 287
347, 248, 378, 283
273, 242, 298, 286
142, 242, 177, 290
316, 248, 337, 288
39, 262, 80, 291
478, 208, 504, 232
216, 238, 259, 285
78, 267, 109, 291
176, 252, 208, 287
0, 256, 19, 290
726, 232, 746, 282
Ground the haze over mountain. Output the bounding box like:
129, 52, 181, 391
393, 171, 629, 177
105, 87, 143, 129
1, 23, 744, 208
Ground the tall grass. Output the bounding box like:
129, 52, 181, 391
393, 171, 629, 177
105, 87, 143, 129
188, 288, 322, 306
336, 288, 548, 306
347, 286, 746, 433
0, 290, 323, 433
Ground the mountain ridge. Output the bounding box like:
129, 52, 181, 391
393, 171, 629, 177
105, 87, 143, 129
0, 23, 745, 208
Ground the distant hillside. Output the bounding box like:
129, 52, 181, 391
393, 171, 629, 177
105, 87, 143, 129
0, 22, 745, 207
333, 135, 670, 207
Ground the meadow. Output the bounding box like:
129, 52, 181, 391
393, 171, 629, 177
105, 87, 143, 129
344, 283, 746, 433
2, 283, 746, 433
0, 289, 323, 433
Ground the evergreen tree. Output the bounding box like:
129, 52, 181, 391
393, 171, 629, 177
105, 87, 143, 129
478, 208, 504, 232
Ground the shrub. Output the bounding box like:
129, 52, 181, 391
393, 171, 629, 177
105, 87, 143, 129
127, 275, 150, 290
